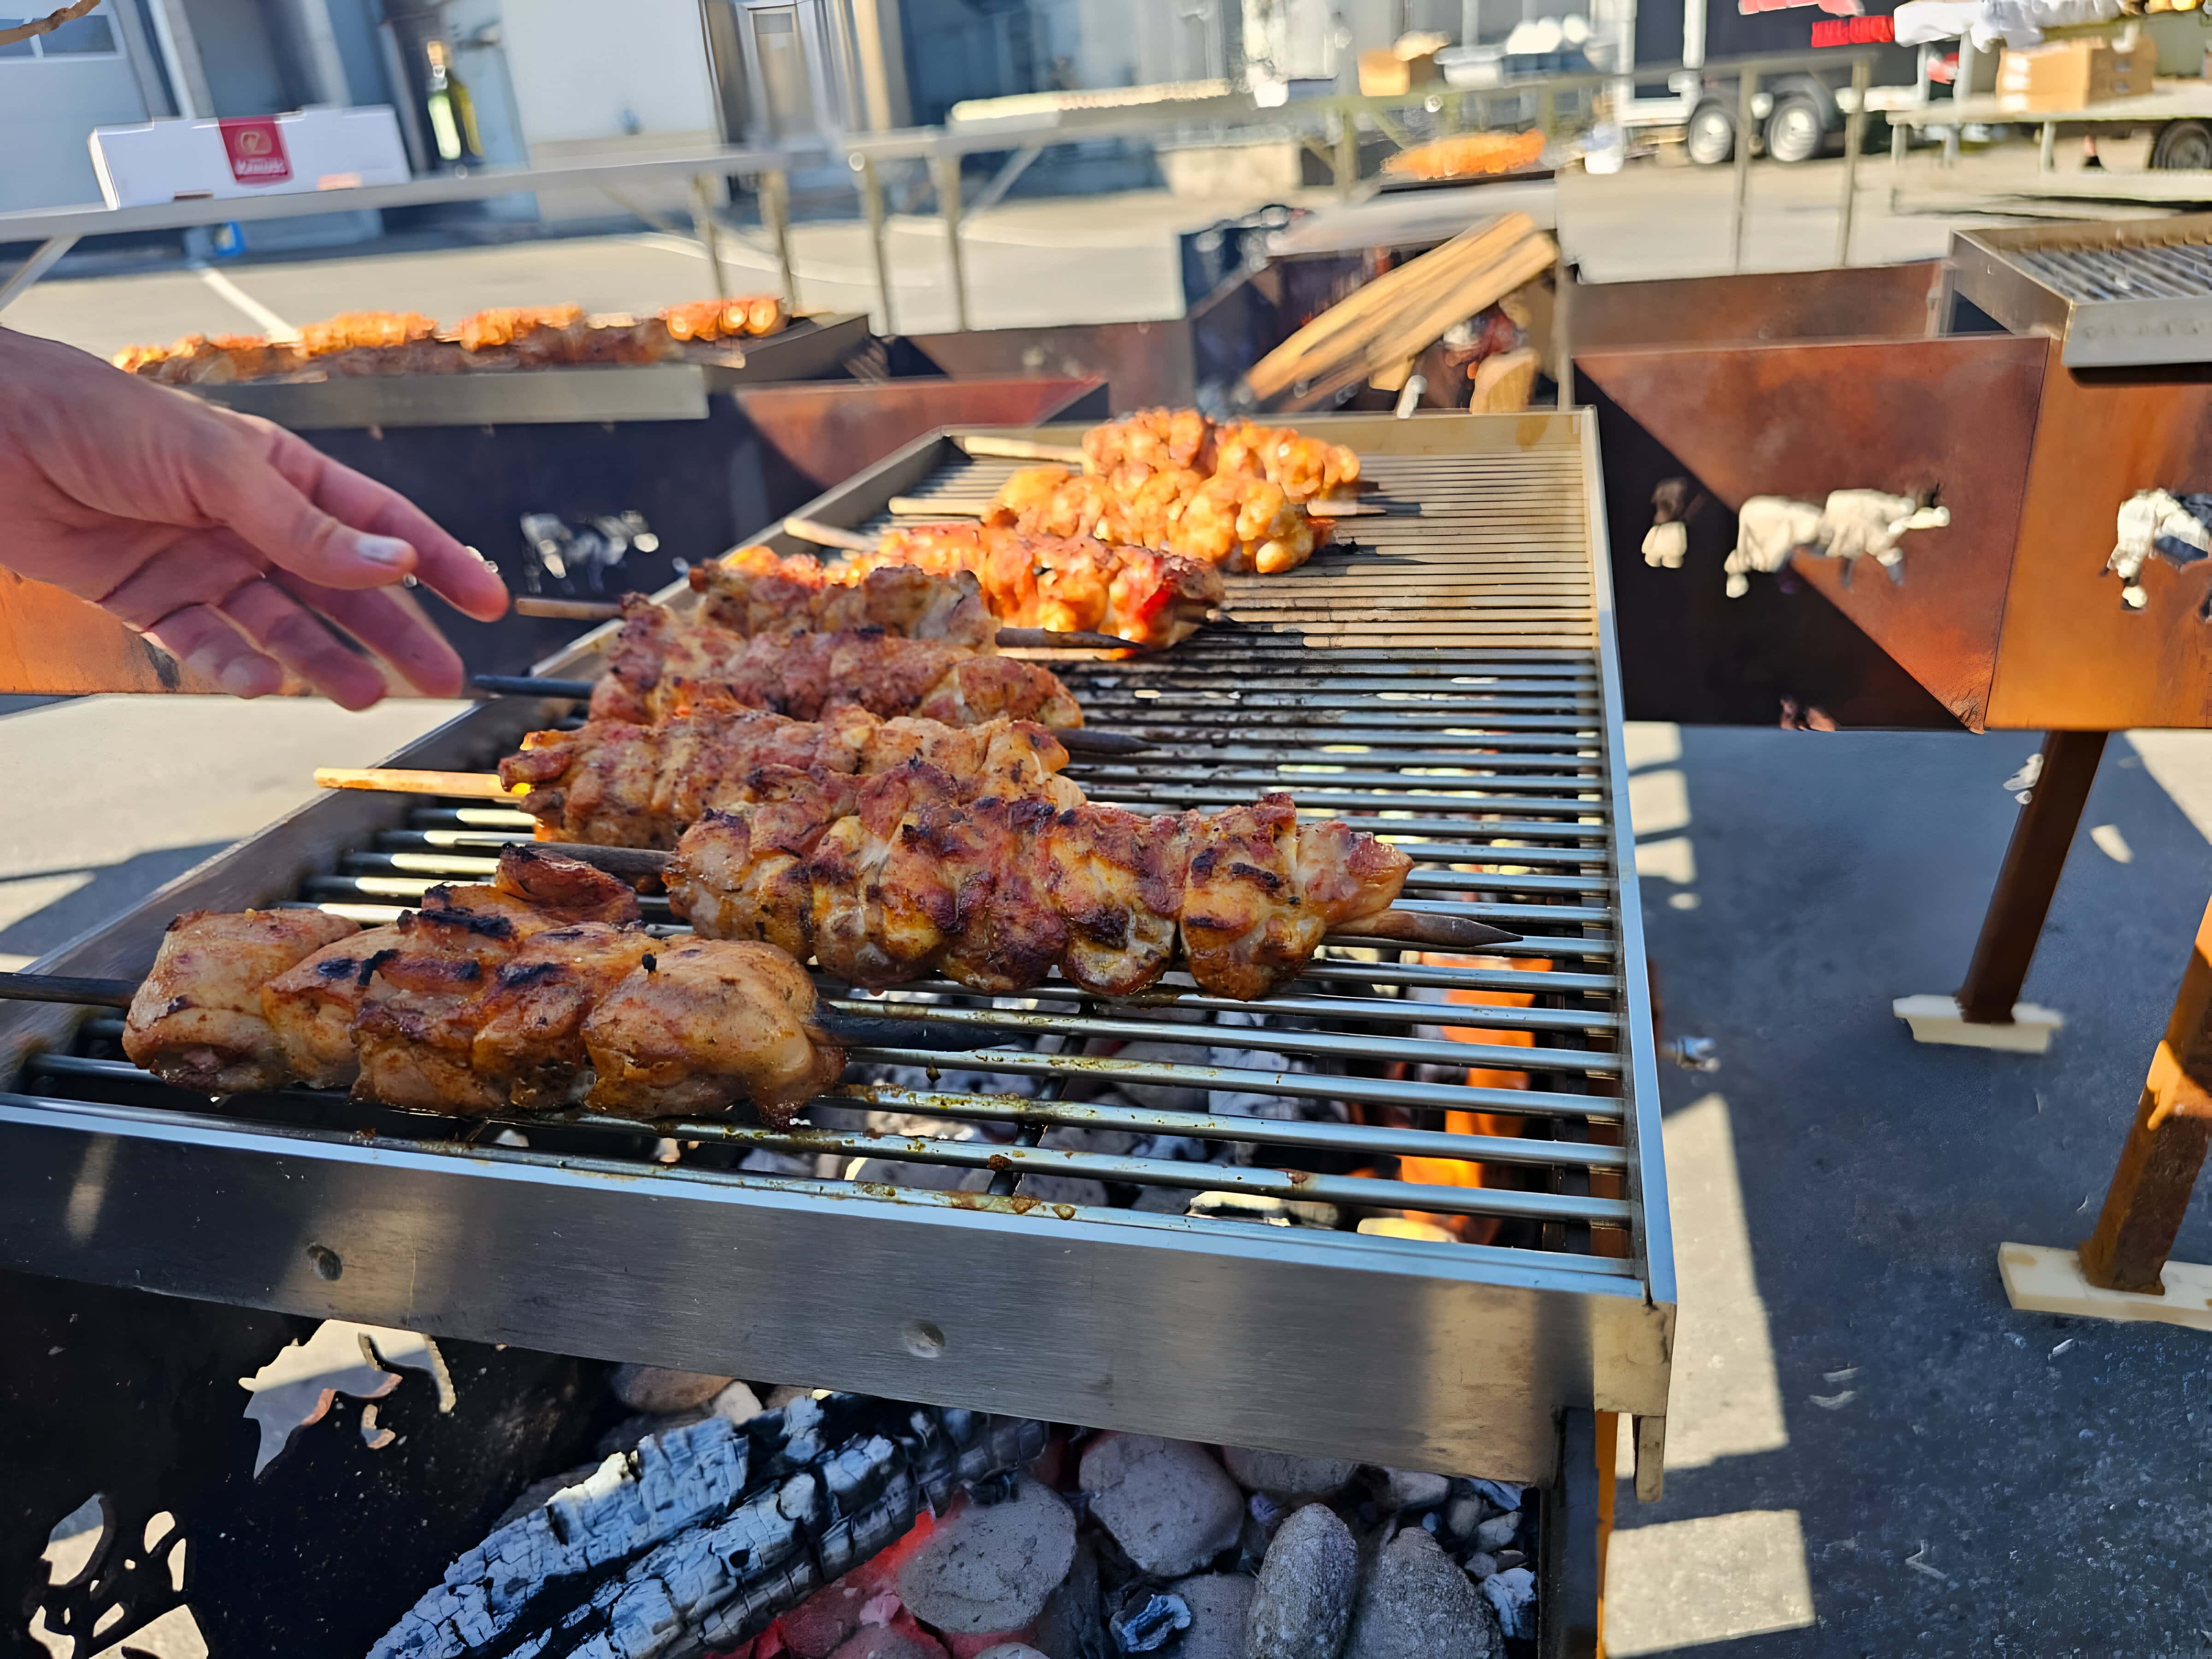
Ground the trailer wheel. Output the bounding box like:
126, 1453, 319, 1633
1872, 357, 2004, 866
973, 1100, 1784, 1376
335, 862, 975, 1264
1687, 101, 1736, 165
2152, 119, 2212, 170
1765, 94, 1826, 164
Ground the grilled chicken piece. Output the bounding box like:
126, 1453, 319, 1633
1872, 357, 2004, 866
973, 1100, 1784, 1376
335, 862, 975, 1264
864, 523, 1222, 648
471, 923, 655, 1110
499, 706, 1075, 849
352, 849, 641, 1112
585, 599, 1082, 729
1181, 795, 1411, 999
1042, 805, 1188, 996
988, 464, 1324, 576
1167, 473, 1318, 575
123, 910, 361, 1092
668, 790, 1412, 1001
300, 311, 437, 356
1213, 420, 1361, 502
1082, 409, 1218, 476
582, 939, 843, 1126
262, 923, 406, 1089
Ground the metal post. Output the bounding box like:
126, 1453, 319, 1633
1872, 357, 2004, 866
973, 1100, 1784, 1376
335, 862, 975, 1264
856, 153, 896, 334
2039, 120, 2057, 172
0, 235, 78, 316
689, 174, 729, 301
1837, 57, 1868, 267
2077, 895, 2212, 1293
761, 167, 798, 310
1730, 71, 1758, 272
930, 151, 970, 334
1955, 729, 2108, 1024
1334, 110, 1359, 199
1539, 83, 1557, 136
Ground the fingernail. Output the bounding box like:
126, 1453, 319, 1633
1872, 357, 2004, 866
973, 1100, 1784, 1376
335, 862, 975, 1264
220, 661, 270, 697
355, 535, 414, 568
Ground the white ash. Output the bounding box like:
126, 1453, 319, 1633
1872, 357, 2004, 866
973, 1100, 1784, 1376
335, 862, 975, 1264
1342, 1527, 1504, 1659
1247, 1501, 1358, 1659
1482, 1565, 1536, 1640
1222, 1448, 1360, 1501
1169, 1572, 1255, 1659
1078, 1434, 1244, 1577
894, 1478, 1076, 1633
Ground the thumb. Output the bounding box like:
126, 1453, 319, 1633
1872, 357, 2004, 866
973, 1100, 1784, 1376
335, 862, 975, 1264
201, 443, 420, 589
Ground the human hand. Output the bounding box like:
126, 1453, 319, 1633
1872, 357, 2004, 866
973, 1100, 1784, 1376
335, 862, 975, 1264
0, 327, 507, 708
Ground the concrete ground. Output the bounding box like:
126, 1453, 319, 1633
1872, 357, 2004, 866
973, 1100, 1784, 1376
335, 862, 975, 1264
1607, 722, 2212, 1657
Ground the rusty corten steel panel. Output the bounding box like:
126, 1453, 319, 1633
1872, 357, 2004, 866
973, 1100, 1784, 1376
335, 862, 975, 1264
731, 376, 1106, 493
1577, 335, 2047, 730
1570, 263, 1945, 353
1987, 353, 2212, 731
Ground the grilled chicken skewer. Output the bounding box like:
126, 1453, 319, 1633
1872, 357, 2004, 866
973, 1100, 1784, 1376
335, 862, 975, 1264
973, 466, 1328, 576
658, 779, 1509, 1001
514, 594, 1129, 652
587, 593, 1084, 728
963, 414, 1364, 506
42, 847, 951, 1126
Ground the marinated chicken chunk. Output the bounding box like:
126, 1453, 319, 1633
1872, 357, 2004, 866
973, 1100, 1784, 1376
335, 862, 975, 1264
582, 939, 845, 1126
123, 909, 360, 1092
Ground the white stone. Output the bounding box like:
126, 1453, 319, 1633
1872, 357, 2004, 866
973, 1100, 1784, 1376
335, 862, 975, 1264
1386, 1470, 1450, 1509
610, 1364, 735, 1414
1221, 1447, 1359, 1500
1247, 1503, 1357, 1659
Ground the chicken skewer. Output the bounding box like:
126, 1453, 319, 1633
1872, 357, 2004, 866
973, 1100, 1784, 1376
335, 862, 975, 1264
960, 415, 1365, 507
580, 593, 1086, 728
514, 593, 1130, 652
3, 847, 963, 1126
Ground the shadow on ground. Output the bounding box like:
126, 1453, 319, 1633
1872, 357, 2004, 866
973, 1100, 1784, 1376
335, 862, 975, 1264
0, 843, 229, 965
1617, 727, 2212, 1657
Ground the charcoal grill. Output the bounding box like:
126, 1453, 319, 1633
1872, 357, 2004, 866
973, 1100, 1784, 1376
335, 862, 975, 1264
1949, 215, 2212, 368
0, 412, 1671, 1497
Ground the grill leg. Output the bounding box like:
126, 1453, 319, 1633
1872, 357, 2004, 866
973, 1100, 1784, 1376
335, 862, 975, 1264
1956, 729, 2106, 1023
2078, 896, 2212, 1293
1541, 1407, 1603, 1659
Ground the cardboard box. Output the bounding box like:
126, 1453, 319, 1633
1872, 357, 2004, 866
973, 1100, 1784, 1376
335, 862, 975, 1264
89, 107, 411, 209
1996, 33, 2153, 112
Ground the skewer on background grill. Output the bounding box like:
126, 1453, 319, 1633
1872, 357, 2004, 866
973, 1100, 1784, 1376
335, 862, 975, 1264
943, 465, 1329, 576
963, 412, 1364, 506
25, 848, 951, 1126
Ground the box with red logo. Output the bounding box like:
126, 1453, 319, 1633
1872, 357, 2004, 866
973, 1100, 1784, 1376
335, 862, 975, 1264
88, 106, 411, 209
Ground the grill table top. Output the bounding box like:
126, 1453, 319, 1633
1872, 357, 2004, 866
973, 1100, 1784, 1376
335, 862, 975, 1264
1950, 216, 2212, 368
0, 412, 1671, 1485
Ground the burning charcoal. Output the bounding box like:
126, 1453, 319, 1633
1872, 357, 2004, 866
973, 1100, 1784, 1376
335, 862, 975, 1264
1479, 1566, 1535, 1642
1109, 1588, 1193, 1652
1473, 1514, 1518, 1552
612, 1364, 737, 1414
1247, 1503, 1357, 1659
894, 1479, 1077, 1634
1078, 1435, 1244, 1577
783, 1580, 869, 1658
828, 1626, 949, 1659
1220, 1447, 1359, 1501
1385, 1470, 1449, 1510
1031, 1537, 1106, 1659
1168, 1573, 1255, 1659
1341, 1528, 1502, 1659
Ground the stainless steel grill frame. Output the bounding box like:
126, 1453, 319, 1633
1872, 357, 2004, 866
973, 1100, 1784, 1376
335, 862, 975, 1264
0, 412, 1672, 1487
1950, 216, 2212, 368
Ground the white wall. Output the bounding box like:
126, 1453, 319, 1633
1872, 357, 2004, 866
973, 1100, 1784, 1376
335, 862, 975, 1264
0, 2, 151, 212
499, 0, 720, 145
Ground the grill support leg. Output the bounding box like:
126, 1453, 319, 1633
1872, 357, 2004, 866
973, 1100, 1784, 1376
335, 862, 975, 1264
1541, 1407, 1603, 1659
2078, 896, 2212, 1293
1955, 729, 2106, 1024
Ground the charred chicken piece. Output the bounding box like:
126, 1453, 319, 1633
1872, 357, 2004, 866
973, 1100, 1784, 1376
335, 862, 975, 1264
695, 551, 997, 647
582, 938, 843, 1126
262, 922, 407, 1089
123, 909, 361, 1092
471, 923, 655, 1110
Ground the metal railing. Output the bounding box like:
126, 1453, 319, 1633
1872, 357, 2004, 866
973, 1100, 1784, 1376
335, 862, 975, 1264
0, 47, 1883, 329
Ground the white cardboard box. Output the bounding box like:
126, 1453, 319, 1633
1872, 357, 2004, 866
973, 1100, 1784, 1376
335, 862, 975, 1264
89, 106, 411, 209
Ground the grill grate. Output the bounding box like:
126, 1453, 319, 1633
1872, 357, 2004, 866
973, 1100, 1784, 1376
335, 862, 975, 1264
1950, 217, 2212, 367
0, 414, 1670, 1481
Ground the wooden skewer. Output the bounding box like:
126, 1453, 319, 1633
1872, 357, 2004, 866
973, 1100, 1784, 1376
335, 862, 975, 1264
513, 596, 1136, 653
0, 970, 977, 1053
888, 495, 1384, 521
781, 516, 876, 553
956, 434, 1086, 465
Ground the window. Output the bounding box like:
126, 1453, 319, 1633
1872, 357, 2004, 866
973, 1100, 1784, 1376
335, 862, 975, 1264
0, 5, 120, 58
